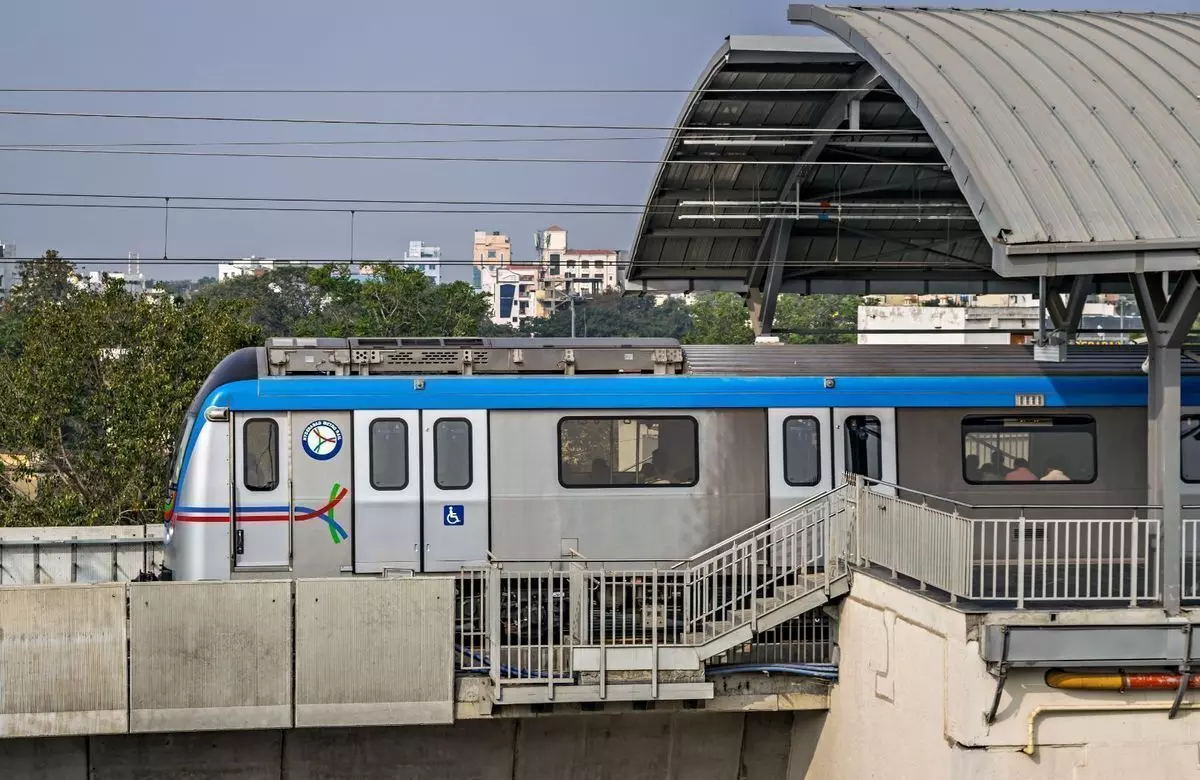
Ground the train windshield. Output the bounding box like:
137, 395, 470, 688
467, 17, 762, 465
169, 413, 196, 488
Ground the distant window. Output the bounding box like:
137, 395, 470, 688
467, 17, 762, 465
567, 258, 576, 267
559, 416, 698, 488
844, 415, 882, 481
369, 419, 408, 490
549, 253, 560, 274
487, 250, 496, 259
962, 415, 1096, 484
1181, 416, 1200, 483
783, 416, 821, 487
243, 418, 278, 491
434, 419, 472, 489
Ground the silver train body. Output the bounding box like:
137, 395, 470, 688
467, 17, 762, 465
162, 338, 1197, 582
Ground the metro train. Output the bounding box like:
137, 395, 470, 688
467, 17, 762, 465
161, 337, 1200, 582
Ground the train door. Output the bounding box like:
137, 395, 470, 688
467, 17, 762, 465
767, 408, 833, 515
232, 412, 290, 570
352, 410, 422, 573
832, 408, 897, 496
289, 411, 353, 577
421, 410, 490, 571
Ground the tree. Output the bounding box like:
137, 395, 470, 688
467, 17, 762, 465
0, 282, 259, 526
773, 295, 862, 344
504, 292, 692, 339
683, 292, 754, 345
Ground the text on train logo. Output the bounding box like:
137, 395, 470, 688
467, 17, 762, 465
301, 420, 343, 460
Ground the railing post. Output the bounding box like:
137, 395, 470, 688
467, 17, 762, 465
1130, 512, 1140, 607
598, 567, 607, 700
1016, 512, 1027, 610
651, 566, 660, 699
547, 565, 556, 699
487, 564, 502, 688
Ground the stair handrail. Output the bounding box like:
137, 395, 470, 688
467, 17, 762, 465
670, 486, 849, 570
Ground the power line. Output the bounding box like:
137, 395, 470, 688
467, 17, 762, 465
0, 109, 924, 135
0, 201, 646, 215
0, 146, 941, 166
0, 135, 674, 149
0, 190, 652, 208
0, 87, 896, 95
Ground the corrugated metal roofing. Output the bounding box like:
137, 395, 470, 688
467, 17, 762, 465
682, 344, 1200, 376
789, 6, 1200, 252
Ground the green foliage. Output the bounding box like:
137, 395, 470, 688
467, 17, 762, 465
0, 261, 259, 526
0, 252, 864, 526
683, 293, 754, 345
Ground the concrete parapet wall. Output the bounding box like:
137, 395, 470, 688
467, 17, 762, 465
294, 577, 456, 727
128, 580, 292, 733
0, 584, 127, 737
0, 712, 819, 780
806, 572, 1200, 778
0, 525, 162, 585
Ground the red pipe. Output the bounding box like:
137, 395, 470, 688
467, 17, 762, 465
1046, 669, 1200, 691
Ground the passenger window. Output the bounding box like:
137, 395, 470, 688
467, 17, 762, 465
243, 419, 279, 491
962, 415, 1096, 484
559, 416, 698, 488
844, 416, 882, 481
1181, 416, 1200, 483
783, 416, 821, 486
370, 419, 408, 490
434, 419, 472, 489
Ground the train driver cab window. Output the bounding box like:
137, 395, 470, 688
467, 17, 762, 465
784, 416, 821, 486
559, 416, 698, 487
370, 419, 409, 489
434, 419, 472, 489
243, 419, 278, 491
1181, 416, 1200, 483
843, 416, 882, 481
962, 415, 1096, 484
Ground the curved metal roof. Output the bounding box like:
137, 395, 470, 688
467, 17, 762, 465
626, 9, 1200, 296
792, 6, 1200, 277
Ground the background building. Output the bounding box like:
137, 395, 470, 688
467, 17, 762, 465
534, 226, 621, 296
401, 240, 442, 285
217, 256, 277, 282
0, 241, 14, 299
857, 295, 1141, 345
472, 231, 511, 290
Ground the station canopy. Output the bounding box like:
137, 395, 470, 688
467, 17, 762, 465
625, 6, 1200, 298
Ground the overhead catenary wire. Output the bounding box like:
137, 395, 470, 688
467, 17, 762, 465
0, 146, 942, 166
0, 109, 927, 135
0, 87, 899, 94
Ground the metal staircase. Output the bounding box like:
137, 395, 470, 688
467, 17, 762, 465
455, 484, 854, 704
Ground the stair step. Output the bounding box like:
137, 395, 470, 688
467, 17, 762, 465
755, 597, 783, 614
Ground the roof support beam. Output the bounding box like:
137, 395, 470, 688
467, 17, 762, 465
644, 228, 762, 239
749, 219, 794, 336
1043, 275, 1092, 341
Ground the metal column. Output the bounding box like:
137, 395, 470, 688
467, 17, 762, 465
1132, 272, 1200, 615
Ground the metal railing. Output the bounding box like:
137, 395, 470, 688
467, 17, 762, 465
853, 477, 1162, 607
454, 489, 852, 690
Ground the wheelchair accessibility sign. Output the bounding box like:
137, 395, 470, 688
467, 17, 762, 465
443, 505, 465, 527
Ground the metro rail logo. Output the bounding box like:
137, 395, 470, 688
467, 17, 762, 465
301, 419, 343, 460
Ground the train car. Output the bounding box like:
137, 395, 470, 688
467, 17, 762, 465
162, 337, 1200, 582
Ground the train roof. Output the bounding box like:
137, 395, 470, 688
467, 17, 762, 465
250, 337, 1199, 378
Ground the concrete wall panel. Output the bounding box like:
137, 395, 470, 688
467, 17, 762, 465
128, 580, 292, 732
513, 713, 750, 780
0, 526, 161, 585
284, 722, 515, 780
0, 736, 87, 779
89, 730, 284, 780
0, 583, 127, 737
294, 577, 455, 727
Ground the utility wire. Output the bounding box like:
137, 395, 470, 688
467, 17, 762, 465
0, 146, 941, 166
0, 190, 654, 208
0, 87, 898, 95
0, 201, 648, 215
0, 135, 676, 148
0, 109, 926, 135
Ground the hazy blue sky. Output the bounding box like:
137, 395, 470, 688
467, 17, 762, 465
0, 0, 1184, 281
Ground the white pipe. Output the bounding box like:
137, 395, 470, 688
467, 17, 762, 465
1023, 702, 1200, 756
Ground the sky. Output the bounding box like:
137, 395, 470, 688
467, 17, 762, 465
0, 0, 1184, 282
